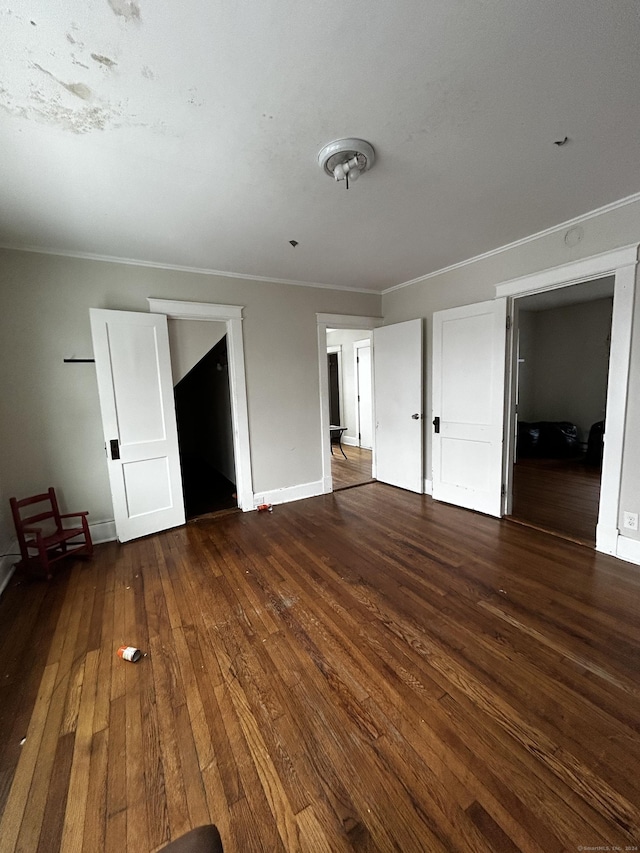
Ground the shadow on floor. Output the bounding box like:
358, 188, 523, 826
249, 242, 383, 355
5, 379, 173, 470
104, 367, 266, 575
181, 455, 237, 519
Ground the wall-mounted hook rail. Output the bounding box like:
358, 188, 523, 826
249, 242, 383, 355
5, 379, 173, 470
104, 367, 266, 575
63, 358, 96, 363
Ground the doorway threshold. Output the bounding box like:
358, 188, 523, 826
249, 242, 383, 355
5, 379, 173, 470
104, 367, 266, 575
187, 507, 242, 524
504, 515, 594, 549
333, 479, 376, 493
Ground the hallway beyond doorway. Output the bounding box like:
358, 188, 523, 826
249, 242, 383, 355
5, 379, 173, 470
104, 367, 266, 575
331, 446, 374, 490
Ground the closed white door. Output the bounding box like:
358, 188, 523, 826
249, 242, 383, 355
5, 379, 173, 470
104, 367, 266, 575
356, 341, 373, 449
432, 298, 507, 517
373, 319, 423, 493
90, 308, 186, 542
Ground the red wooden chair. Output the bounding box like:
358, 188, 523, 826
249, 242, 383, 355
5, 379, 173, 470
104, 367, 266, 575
9, 487, 93, 579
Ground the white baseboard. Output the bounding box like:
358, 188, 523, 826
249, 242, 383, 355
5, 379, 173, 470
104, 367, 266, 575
342, 435, 358, 446
424, 479, 433, 495
0, 538, 19, 597
616, 534, 640, 566
90, 520, 117, 543
596, 524, 619, 556
253, 479, 325, 509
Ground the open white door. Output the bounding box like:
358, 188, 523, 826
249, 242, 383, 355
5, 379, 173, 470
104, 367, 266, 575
90, 309, 186, 542
355, 340, 373, 449
432, 298, 507, 517
373, 319, 423, 493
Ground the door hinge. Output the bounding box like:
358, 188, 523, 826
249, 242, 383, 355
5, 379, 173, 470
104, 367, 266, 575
357, 394, 360, 402
506, 315, 512, 331
501, 483, 506, 497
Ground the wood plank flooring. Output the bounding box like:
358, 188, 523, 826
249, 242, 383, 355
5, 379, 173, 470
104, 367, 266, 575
509, 458, 602, 545
1, 483, 639, 852
331, 446, 373, 490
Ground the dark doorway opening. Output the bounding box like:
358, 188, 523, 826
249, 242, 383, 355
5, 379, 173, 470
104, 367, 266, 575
175, 336, 237, 519
328, 352, 340, 424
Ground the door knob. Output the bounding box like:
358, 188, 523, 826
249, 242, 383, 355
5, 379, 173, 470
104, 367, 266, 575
411, 413, 420, 420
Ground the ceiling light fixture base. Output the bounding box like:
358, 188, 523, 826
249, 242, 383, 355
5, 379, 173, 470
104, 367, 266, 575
318, 138, 375, 186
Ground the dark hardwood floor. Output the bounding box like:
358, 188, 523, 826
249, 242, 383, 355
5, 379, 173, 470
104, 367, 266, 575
509, 457, 602, 545
1, 483, 639, 852
331, 445, 373, 490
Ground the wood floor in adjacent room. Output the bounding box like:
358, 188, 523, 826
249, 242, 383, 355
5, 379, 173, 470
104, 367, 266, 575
1, 483, 639, 852
509, 457, 602, 545
331, 445, 373, 490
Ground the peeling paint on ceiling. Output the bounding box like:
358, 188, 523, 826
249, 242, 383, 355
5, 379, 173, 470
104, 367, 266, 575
107, 0, 141, 22
33, 64, 92, 101
91, 53, 117, 68
1, 0, 640, 290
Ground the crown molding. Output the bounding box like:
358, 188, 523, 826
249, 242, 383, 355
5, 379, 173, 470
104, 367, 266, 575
382, 191, 640, 295
0, 243, 380, 296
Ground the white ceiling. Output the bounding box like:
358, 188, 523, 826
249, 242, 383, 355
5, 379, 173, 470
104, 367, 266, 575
2, 1, 640, 293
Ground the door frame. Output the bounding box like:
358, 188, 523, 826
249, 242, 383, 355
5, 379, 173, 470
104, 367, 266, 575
317, 313, 383, 493
496, 244, 638, 556
148, 298, 254, 511
354, 338, 373, 449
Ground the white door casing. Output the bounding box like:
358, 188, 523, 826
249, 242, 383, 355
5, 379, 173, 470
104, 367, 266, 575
496, 244, 638, 557
432, 299, 507, 517
355, 340, 373, 449
147, 298, 254, 512
90, 308, 186, 542
373, 319, 424, 493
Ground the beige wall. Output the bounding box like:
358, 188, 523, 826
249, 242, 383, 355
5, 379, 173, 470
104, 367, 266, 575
168, 318, 226, 385
383, 197, 640, 543
0, 249, 380, 537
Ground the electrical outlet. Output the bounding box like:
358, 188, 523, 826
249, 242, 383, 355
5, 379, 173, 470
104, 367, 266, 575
623, 511, 638, 531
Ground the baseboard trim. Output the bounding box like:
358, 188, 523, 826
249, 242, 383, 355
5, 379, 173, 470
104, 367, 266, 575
342, 436, 358, 447
90, 520, 117, 543
424, 479, 433, 495
253, 479, 325, 509
595, 524, 618, 556
616, 534, 640, 566
0, 540, 18, 597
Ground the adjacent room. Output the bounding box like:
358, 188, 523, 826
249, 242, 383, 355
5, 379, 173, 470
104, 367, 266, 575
2, 2, 640, 851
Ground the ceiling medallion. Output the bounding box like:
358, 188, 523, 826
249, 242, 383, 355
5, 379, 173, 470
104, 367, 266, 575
318, 138, 375, 189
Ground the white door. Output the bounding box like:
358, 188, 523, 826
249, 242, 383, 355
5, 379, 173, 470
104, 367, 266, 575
90, 309, 186, 542
373, 319, 423, 493
432, 298, 507, 517
355, 341, 373, 449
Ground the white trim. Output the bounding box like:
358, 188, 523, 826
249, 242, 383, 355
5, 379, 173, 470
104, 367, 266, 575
495, 245, 639, 298
342, 435, 358, 447
253, 479, 324, 509
318, 321, 334, 494
616, 536, 640, 567
1, 245, 379, 295
0, 541, 18, 597
147, 298, 254, 512
424, 479, 433, 495
148, 298, 243, 320
354, 338, 374, 451
383, 192, 640, 294
90, 520, 117, 543
597, 261, 636, 553
317, 313, 383, 329
500, 246, 638, 557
